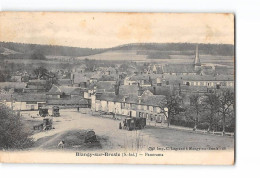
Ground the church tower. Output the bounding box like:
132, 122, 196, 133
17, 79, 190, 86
194, 45, 201, 70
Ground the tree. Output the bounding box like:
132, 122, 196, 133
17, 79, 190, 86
0, 70, 6, 82
185, 94, 204, 131
33, 66, 48, 79
159, 90, 184, 127
0, 104, 33, 150
218, 89, 235, 135
30, 52, 46, 60
203, 92, 220, 132
84, 58, 96, 71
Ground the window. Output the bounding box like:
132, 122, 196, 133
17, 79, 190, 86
166, 81, 169, 85
26, 101, 37, 104
138, 104, 141, 110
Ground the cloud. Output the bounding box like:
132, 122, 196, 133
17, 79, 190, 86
0, 12, 234, 48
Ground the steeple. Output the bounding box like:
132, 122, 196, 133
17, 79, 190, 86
194, 45, 201, 66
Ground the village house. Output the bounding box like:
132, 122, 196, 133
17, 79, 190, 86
162, 64, 197, 76
182, 75, 234, 89
0, 82, 26, 93
47, 84, 82, 99
70, 72, 94, 87
57, 79, 72, 87
91, 86, 168, 123
23, 79, 47, 93
0, 93, 46, 111
146, 64, 164, 74
47, 96, 89, 108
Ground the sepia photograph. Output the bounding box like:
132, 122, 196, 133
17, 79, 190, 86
0, 12, 235, 164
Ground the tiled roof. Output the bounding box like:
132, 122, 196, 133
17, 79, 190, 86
163, 64, 196, 73
47, 85, 81, 95
97, 93, 125, 102
119, 85, 139, 96
26, 85, 46, 90
97, 91, 166, 107
181, 75, 234, 81
143, 86, 172, 96
0, 82, 26, 89
73, 72, 94, 83
90, 73, 103, 79
0, 93, 46, 102
129, 75, 150, 81
47, 97, 88, 105
58, 79, 72, 86
141, 95, 166, 106
90, 81, 116, 93
28, 79, 47, 85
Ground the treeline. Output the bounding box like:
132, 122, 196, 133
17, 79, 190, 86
112, 43, 234, 56
163, 89, 235, 134
0, 42, 234, 60
0, 42, 105, 58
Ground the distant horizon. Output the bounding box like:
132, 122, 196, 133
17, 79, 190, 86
0, 41, 234, 50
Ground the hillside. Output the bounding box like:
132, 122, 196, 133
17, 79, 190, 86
108, 43, 234, 56
83, 43, 234, 63
0, 42, 105, 59
0, 42, 234, 61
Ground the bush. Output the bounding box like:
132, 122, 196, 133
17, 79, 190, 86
0, 104, 34, 150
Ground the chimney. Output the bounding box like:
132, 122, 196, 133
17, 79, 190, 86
179, 83, 181, 95
138, 86, 143, 97
138, 97, 141, 104
115, 80, 120, 95
70, 73, 74, 84
153, 86, 156, 95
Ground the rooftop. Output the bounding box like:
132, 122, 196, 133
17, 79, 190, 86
47, 85, 81, 95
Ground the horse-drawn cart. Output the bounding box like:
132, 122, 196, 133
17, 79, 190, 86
121, 117, 146, 131
33, 118, 53, 131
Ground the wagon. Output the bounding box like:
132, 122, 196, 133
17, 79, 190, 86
33, 118, 53, 131
51, 106, 60, 117
39, 107, 49, 117
122, 117, 146, 131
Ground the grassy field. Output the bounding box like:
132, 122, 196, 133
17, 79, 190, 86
83, 49, 234, 65
143, 126, 234, 149
33, 129, 109, 151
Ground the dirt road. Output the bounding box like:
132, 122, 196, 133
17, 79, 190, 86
22, 109, 234, 151
29, 109, 159, 151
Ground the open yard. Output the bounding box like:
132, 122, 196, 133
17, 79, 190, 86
21, 109, 234, 152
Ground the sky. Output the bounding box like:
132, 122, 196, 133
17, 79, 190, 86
0, 12, 234, 48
